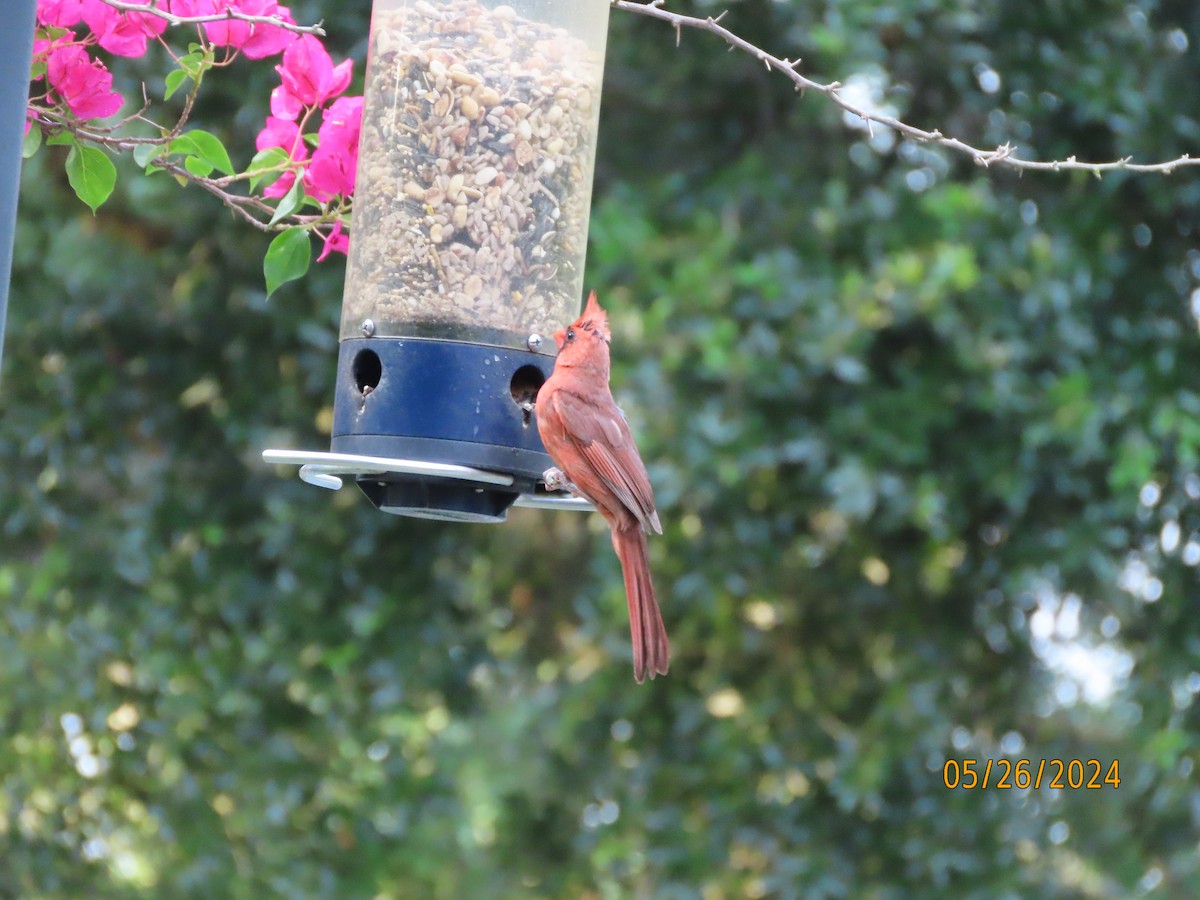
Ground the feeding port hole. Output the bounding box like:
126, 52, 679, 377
510, 364, 546, 425
353, 348, 382, 395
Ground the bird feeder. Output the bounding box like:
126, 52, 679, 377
265, 0, 609, 521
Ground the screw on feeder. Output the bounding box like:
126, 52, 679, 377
360, 318, 375, 337
527, 333, 543, 351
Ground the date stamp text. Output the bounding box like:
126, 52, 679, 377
943, 758, 1120, 790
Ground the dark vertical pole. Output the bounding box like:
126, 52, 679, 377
0, 0, 38, 380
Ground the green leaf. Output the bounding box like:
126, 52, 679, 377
247, 147, 291, 192
184, 155, 214, 177
169, 134, 198, 156
164, 68, 189, 102
165, 48, 213, 99
65, 145, 117, 213
263, 228, 311, 297
191, 130, 234, 175
181, 45, 215, 77
269, 178, 304, 226
133, 141, 165, 170
170, 130, 234, 176
22, 125, 42, 159
178, 50, 206, 78
45, 131, 75, 147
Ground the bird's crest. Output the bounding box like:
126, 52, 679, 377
553, 290, 610, 351
575, 290, 610, 343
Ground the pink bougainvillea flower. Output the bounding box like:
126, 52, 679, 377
255, 114, 304, 155
261, 171, 297, 199
269, 83, 303, 121
164, 0, 205, 15
31, 36, 55, 69
172, 0, 298, 59
219, 0, 299, 60
255, 114, 307, 198
31, 33, 65, 85
316, 220, 349, 261
36, 0, 84, 28
46, 42, 124, 119
275, 35, 352, 110
304, 95, 363, 201
80, 0, 168, 58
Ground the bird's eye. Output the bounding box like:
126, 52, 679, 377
566, 327, 576, 341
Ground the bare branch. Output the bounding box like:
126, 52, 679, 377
612, 0, 1200, 175
99, 0, 326, 37
30, 110, 326, 232
145, 158, 332, 232
157, 161, 278, 230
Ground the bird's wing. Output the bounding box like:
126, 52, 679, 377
551, 389, 660, 534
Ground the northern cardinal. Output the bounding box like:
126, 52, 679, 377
535, 292, 670, 683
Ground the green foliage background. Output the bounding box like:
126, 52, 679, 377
5, 0, 1200, 896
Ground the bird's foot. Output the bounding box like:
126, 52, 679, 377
542, 467, 581, 496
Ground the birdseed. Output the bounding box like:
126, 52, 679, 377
340, 0, 604, 343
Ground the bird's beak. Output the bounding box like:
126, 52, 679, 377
552, 328, 567, 351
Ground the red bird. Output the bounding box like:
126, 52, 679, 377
535, 292, 670, 683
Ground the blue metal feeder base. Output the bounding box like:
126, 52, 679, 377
331, 336, 555, 522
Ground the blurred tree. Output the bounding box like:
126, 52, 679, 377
3, 0, 1199, 897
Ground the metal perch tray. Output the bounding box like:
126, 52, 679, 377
261, 449, 593, 512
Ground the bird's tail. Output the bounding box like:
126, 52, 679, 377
613, 527, 670, 683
